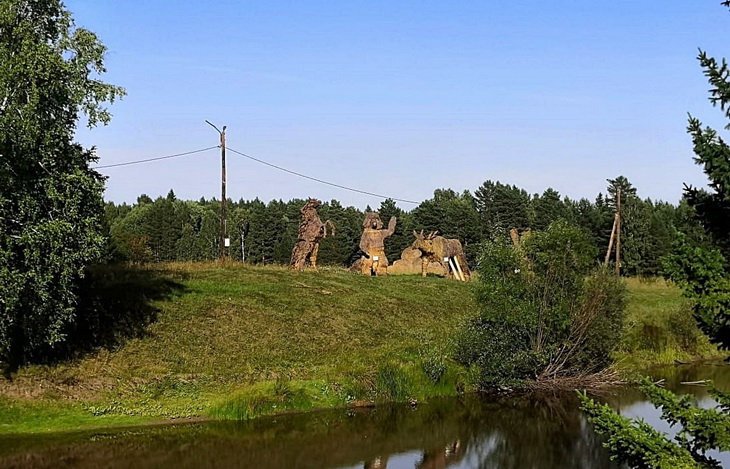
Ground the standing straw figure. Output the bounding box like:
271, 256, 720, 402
289, 199, 335, 271
355, 211, 397, 276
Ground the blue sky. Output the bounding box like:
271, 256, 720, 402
70, 1, 729, 210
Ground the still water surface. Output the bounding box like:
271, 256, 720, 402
0, 364, 728, 469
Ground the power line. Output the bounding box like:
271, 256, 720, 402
89, 142, 421, 205
92, 146, 219, 169
227, 146, 420, 205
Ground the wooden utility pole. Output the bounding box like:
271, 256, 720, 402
206, 121, 228, 261
615, 188, 621, 276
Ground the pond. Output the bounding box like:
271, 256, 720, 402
0, 363, 728, 469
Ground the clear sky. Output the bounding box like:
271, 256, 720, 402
69, 1, 729, 210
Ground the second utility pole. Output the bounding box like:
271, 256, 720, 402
615, 188, 621, 276
206, 120, 228, 261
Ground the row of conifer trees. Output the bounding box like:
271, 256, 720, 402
105, 175, 701, 277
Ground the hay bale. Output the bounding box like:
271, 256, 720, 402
388, 247, 447, 276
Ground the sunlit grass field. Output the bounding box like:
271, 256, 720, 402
0, 262, 476, 433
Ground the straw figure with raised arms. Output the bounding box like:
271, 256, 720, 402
355, 211, 397, 276
289, 198, 335, 271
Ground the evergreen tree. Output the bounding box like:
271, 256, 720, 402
605, 176, 656, 276
317, 200, 362, 266
581, 378, 730, 469
685, 39, 730, 259
241, 198, 267, 264
412, 189, 481, 265
445, 190, 481, 263
474, 180, 531, 236
175, 201, 218, 261
665, 0, 730, 349
137, 194, 153, 205
531, 188, 567, 231
264, 200, 291, 264
606, 175, 637, 208
566, 196, 613, 264
674, 198, 712, 249
341, 205, 368, 265
411, 189, 452, 235
265, 200, 291, 264
620, 197, 653, 276
146, 191, 185, 262
643, 201, 676, 276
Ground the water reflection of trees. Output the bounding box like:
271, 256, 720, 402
460, 393, 615, 469
0, 393, 619, 469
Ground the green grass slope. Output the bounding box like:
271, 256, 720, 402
615, 277, 724, 369
0, 263, 476, 433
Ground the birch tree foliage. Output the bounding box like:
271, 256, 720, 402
0, 0, 124, 370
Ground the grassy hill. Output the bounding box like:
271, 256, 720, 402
0, 263, 476, 433
0, 264, 722, 435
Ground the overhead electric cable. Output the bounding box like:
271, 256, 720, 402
227, 146, 419, 205
92, 146, 220, 169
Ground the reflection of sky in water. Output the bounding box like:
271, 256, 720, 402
337, 440, 494, 469
614, 367, 730, 468
335, 450, 425, 469
618, 399, 674, 435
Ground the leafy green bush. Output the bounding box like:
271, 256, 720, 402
667, 306, 702, 354
570, 269, 626, 372
456, 221, 626, 390
456, 318, 544, 389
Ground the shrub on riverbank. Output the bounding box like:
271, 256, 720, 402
455, 222, 627, 390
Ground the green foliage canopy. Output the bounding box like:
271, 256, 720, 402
0, 0, 124, 370
455, 221, 626, 390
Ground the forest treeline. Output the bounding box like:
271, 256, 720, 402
105, 175, 702, 277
